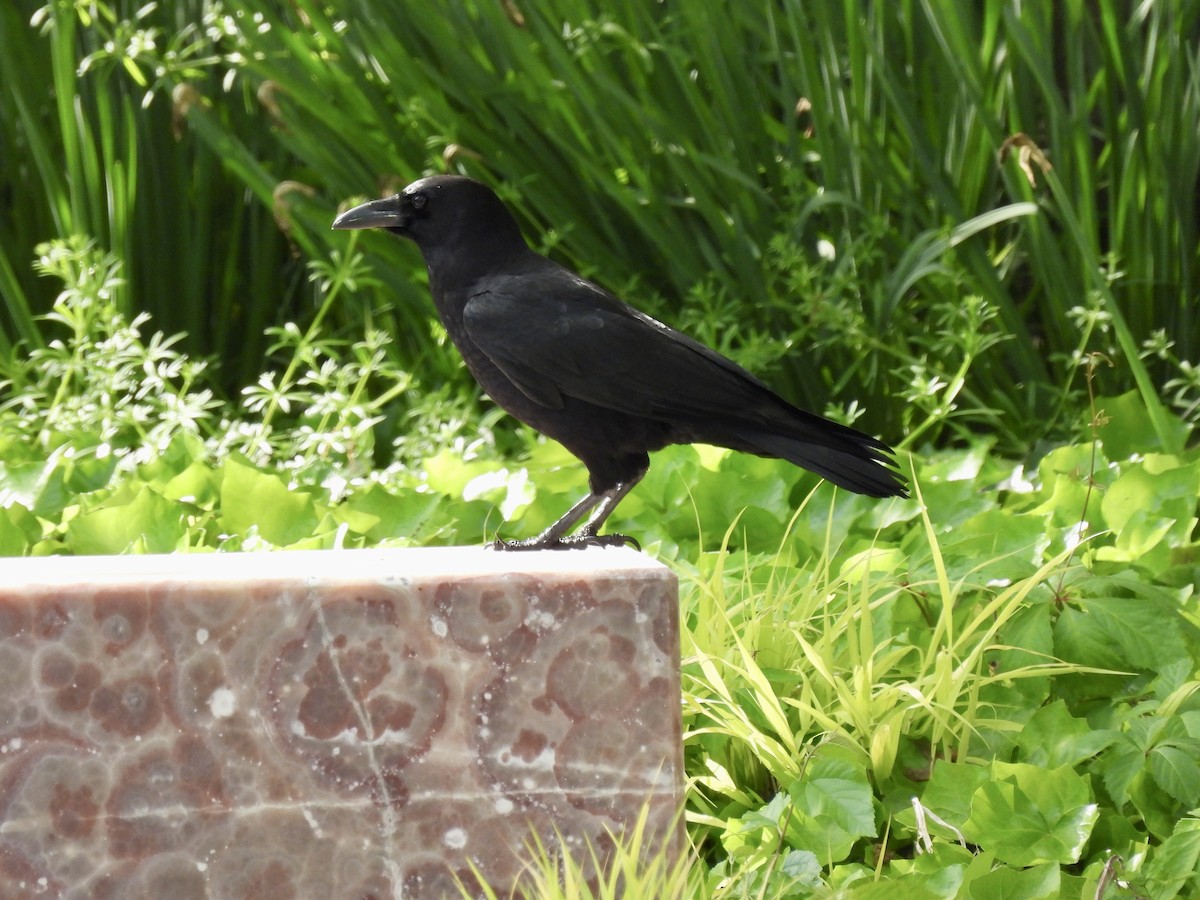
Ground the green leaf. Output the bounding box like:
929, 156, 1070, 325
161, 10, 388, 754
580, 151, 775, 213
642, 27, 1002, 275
1096, 456, 1200, 570
967, 862, 1061, 900
936, 507, 1047, 582
160, 460, 220, 508
1097, 391, 1191, 459
779, 849, 821, 887
1148, 743, 1200, 807
1085, 810, 1146, 866
987, 599, 1057, 707
1142, 816, 1200, 898
65, 484, 185, 554
688, 450, 798, 547
784, 758, 876, 865
1030, 442, 1105, 527
1128, 769, 1186, 842
63, 452, 119, 494
964, 763, 1098, 866
1054, 594, 1187, 671
791, 758, 877, 836
918, 477, 995, 533
218, 455, 318, 547
1100, 743, 1148, 811
1105, 455, 1200, 516
854, 846, 979, 899
423, 447, 499, 496
917, 443, 991, 485
918, 762, 991, 827
0, 504, 32, 555
839, 544, 906, 583
738, 790, 790, 833
1016, 701, 1118, 769
0, 457, 70, 518
339, 483, 446, 544
137, 431, 208, 483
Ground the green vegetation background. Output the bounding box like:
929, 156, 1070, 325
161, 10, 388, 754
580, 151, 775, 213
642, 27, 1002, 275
1, 1, 1198, 896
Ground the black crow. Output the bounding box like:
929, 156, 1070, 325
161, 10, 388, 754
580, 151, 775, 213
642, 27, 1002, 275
333, 176, 905, 549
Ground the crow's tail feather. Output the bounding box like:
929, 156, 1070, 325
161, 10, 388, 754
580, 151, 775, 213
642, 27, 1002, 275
735, 428, 907, 499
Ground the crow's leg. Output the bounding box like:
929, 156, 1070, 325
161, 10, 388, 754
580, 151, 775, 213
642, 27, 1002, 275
571, 477, 641, 544
494, 491, 604, 549
492, 472, 644, 551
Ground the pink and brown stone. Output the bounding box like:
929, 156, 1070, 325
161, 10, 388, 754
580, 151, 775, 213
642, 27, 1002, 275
0, 547, 683, 898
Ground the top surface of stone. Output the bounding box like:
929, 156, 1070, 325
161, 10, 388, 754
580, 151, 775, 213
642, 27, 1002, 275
0, 545, 668, 587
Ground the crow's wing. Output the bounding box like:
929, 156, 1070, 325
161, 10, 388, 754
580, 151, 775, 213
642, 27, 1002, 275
462, 271, 780, 422
462, 269, 905, 497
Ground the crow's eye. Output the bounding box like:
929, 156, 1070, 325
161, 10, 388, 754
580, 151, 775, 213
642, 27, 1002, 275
410, 192, 428, 211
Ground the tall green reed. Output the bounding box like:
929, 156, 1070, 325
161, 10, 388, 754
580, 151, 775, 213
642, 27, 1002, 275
3, 0, 1195, 450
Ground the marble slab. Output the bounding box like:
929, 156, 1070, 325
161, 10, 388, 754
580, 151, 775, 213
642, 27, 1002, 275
0, 547, 683, 898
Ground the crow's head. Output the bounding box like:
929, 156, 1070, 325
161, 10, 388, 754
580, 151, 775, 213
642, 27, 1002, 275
332, 175, 523, 256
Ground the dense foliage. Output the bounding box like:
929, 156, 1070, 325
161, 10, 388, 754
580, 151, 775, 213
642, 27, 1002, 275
2, 1, 1199, 897
3, 0, 1198, 448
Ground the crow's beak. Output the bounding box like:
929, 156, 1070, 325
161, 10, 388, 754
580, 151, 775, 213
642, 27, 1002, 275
331, 196, 407, 230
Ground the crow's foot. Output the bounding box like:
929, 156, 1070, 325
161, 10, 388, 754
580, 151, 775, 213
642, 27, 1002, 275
490, 532, 641, 552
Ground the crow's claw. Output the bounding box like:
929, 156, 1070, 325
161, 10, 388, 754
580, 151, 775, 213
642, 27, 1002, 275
490, 532, 641, 552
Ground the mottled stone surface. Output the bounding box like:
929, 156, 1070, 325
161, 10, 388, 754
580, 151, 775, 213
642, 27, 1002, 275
0, 547, 682, 898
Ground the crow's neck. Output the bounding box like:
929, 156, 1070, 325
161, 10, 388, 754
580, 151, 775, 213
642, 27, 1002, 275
423, 238, 534, 314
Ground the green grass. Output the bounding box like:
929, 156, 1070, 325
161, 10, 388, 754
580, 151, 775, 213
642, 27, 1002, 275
465, 804, 703, 900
